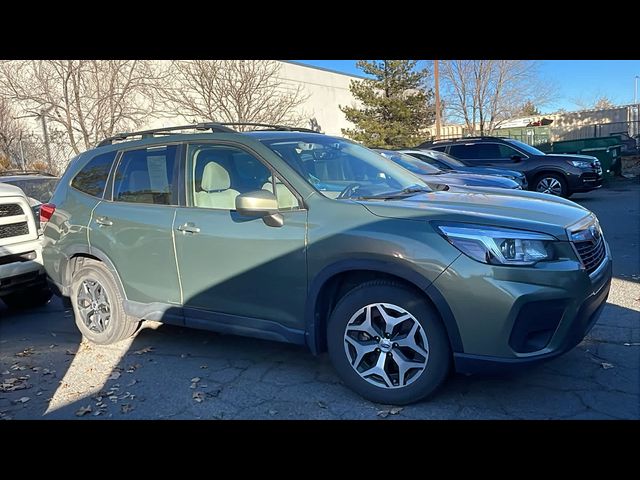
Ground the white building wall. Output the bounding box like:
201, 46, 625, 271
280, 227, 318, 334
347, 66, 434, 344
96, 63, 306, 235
145, 60, 360, 136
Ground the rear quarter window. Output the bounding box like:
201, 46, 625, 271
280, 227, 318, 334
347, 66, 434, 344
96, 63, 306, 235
71, 151, 117, 198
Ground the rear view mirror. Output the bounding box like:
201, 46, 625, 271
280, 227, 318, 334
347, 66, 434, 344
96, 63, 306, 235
235, 190, 283, 227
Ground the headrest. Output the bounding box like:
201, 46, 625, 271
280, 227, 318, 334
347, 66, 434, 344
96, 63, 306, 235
201, 162, 231, 191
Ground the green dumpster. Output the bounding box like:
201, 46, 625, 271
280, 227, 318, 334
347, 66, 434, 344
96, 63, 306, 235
540, 137, 622, 175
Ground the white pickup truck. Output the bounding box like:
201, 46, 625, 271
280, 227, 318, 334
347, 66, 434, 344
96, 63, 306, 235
0, 182, 51, 308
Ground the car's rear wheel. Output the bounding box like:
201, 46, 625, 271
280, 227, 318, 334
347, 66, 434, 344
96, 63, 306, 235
534, 173, 568, 197
327, 281, 451, 405
70, 260, 140, 345
1, 284, 52, 309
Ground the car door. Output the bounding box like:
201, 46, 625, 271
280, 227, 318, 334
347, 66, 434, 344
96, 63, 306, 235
173, 142, 307, 332
89, 144, 182, 306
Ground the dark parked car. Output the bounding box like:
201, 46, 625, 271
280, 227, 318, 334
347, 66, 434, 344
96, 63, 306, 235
41, 123, 611, 404
399, 149, 528, 189
418, 137, 603, 197
374, 149, 521, 190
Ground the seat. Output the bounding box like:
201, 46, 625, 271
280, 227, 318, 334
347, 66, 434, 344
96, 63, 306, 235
195, 162, 240, 209
262, 176, 298, 209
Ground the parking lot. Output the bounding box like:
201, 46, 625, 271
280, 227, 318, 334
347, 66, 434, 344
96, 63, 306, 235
1, 179, 638, 420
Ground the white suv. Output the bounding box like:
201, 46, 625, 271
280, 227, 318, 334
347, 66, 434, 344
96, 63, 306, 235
0, 182, 51, 309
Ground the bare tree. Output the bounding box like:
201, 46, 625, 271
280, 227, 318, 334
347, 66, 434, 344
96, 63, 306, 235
571, 93, 616, 110
0, 97, 24, 167
441, 60, 555, 135
158, 60, 309, 129
0, 60, 164, 156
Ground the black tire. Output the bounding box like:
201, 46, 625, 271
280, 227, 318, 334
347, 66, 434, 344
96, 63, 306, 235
1, 284, 52, 309
327, 281, 451, 405
534, 172, 569, 197
70, 259, 139, 345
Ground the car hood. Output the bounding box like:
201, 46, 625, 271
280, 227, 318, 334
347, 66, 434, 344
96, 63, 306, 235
416, 172, 519, 188
546, 153, 599, 162
358, 188, 591, 239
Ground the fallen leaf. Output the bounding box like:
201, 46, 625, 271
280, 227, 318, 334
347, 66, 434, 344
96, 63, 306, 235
200, 365, 208, 369
190, 377, 201, 383
376, 410, 389, 418
15, 347, 35, 357
50, 332, 57, 337
65, 349, 76, 356
268, 409, 278, 416
108, 371, 121, 381
42, 369, 52, 376
126, 364, 141, 373
36, 391, 43, 396
126, 379, 137, 387
14, 396, 30, 404
601, 362, 614, 370
121, 403, 134, 414
92, 410, 102, 416
108, 395, 118, 402
389, 407, 403, 415
31, 367, 41, 372
49, 344, 57, 349
75, 405, 92, 417
133, 347, 153, 355
1, 370, 10, 375
192, 391, 205, 403
317, 401, 328, 409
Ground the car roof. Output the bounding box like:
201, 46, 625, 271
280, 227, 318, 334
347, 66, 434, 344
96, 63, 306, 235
0, 175, 60, 182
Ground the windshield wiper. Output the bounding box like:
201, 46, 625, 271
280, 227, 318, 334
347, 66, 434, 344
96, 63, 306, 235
356, 185, 431, 200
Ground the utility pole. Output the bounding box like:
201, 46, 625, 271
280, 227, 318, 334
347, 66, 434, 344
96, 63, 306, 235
434, 60, 441, 140
635, 75, 639, 105
38, 108, 53, 170
19, 138, 26, 171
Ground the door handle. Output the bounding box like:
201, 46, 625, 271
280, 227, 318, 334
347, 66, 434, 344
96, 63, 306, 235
176, 222, 200, 234
96, 216, 113, 227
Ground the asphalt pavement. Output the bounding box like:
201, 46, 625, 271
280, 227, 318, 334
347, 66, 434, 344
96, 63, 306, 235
1, 178, 638, 420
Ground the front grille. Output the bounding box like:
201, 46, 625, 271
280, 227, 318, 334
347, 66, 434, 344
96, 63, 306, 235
0, 204, 23, 217
0, 222, 29, 239
574, 235, 606, 274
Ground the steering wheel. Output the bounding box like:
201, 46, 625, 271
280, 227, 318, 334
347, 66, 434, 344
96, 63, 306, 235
337, 183, 362, 199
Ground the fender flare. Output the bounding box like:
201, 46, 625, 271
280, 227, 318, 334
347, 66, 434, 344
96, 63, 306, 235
305, 258, 463, 354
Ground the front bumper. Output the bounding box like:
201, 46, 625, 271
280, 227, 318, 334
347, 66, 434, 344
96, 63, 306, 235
432, 239, 613, 373
570, 170, 604, 192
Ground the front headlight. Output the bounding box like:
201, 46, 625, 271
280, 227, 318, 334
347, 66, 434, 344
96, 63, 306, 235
436, 224, 557, 266
569, 160, 592, 169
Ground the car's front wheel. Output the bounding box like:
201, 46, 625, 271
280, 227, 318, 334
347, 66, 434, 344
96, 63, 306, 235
534, 173, 568, 197
327, 281, 451, 405
70, 259, 140, 345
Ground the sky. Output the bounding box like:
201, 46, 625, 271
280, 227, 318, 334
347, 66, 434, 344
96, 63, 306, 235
295, 60, 640, 114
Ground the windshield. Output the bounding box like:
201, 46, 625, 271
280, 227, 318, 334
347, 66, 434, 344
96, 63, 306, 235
1, 178, 59, 203
420, 150, 466, 168
505, 139, 545, 156
375, 150, 441, 174
259, 137, 431, 199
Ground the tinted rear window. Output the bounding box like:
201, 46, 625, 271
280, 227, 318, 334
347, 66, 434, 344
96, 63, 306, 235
71, 151, 117, 198
2, 178, 59, 203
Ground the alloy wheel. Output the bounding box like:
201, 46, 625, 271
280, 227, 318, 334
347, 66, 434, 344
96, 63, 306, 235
77, 278, 111, 333
536, 177, 563, 195
343, 303, 429, 389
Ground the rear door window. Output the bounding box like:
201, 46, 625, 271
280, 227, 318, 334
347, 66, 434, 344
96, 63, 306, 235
112, 145, 179, 205
71, 151, 117, 198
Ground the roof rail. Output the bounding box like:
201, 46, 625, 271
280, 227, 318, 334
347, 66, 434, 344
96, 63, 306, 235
97, 121, 322, 147
219, 122, 320, 134
97, 122, 236, 147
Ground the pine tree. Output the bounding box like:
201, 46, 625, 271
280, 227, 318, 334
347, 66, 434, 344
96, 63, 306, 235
340, 60, 434, 148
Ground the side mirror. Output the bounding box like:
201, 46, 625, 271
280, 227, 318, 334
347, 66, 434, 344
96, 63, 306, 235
235, 190, 283, 227
511, 155, 523, 162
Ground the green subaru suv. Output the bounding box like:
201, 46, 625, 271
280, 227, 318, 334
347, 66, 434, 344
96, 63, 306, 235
41, 123, 612, 404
